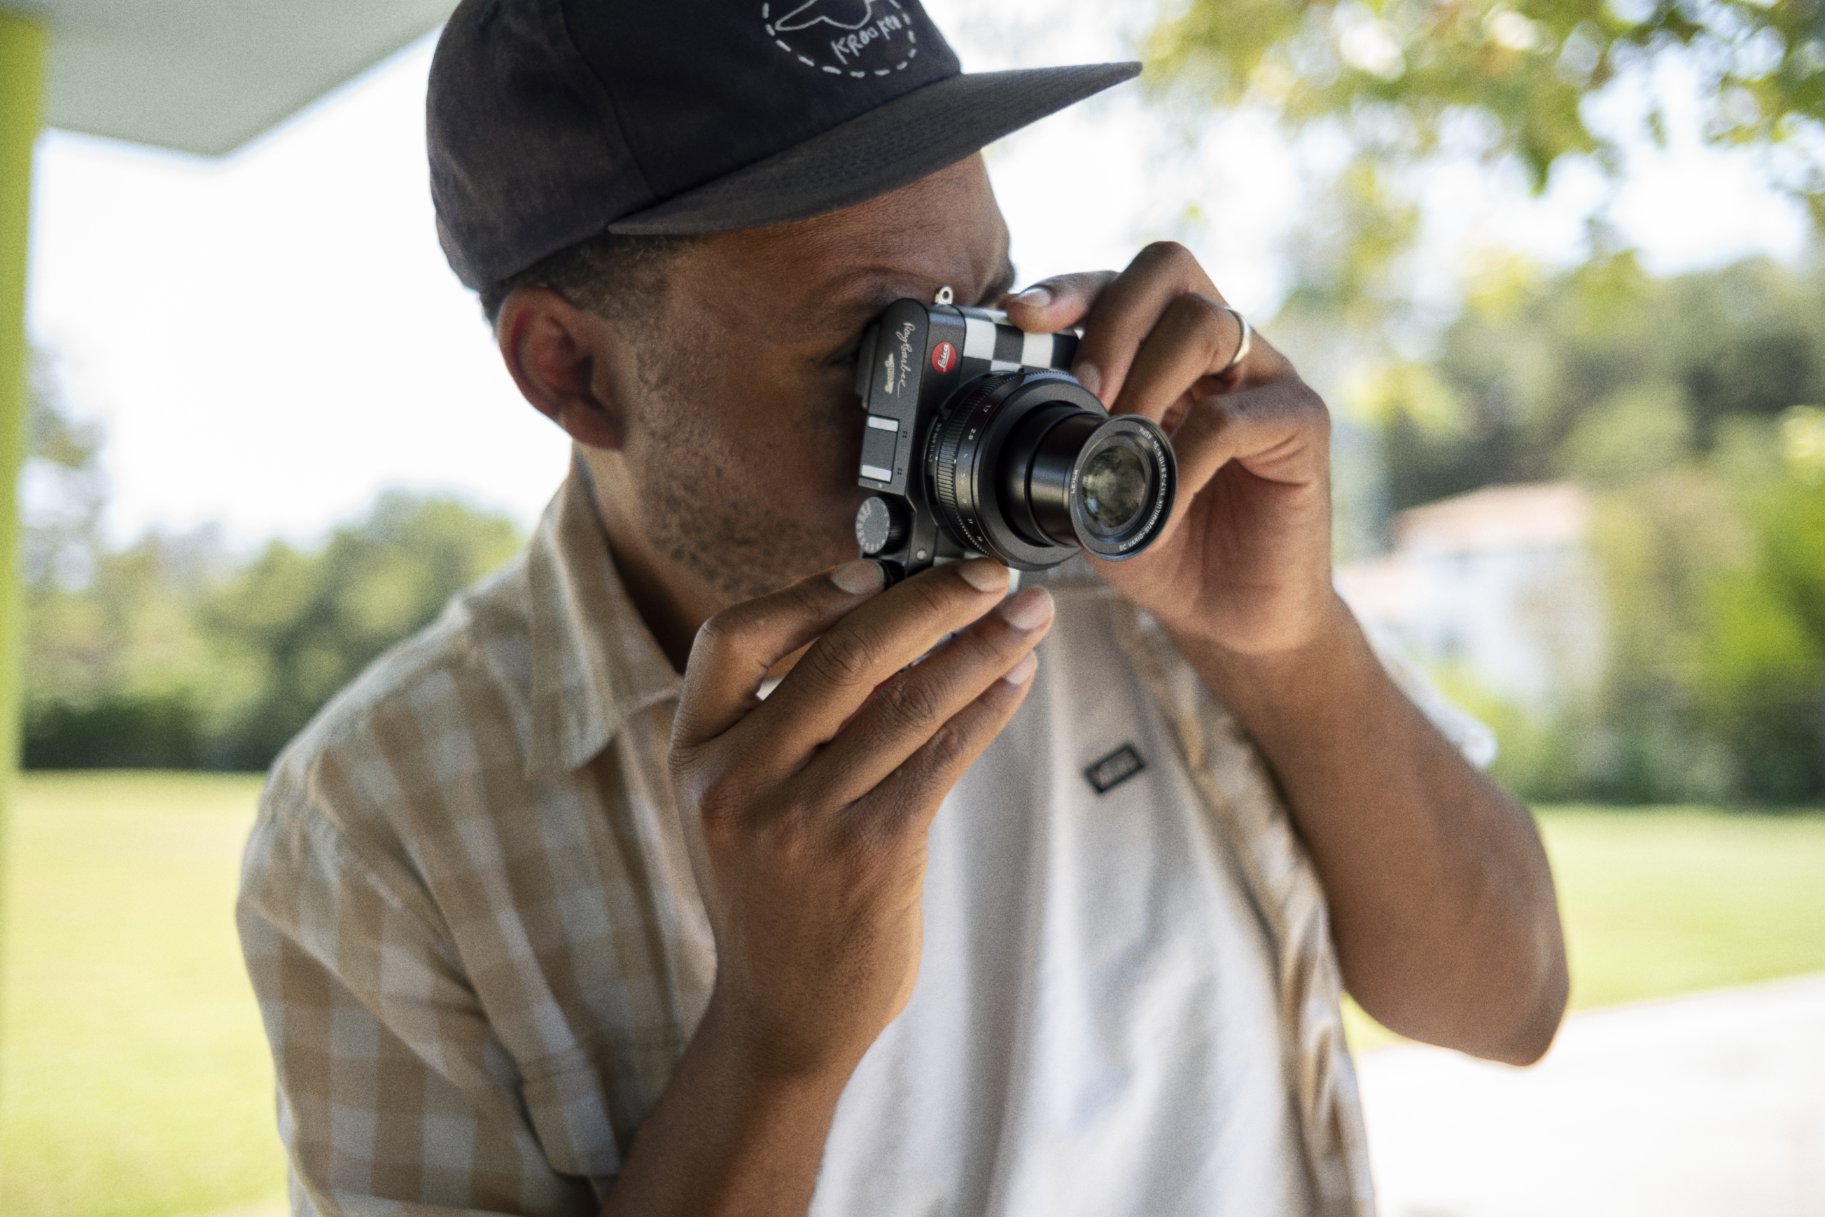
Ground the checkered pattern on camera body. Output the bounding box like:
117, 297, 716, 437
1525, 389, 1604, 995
954, 305, 1080, 375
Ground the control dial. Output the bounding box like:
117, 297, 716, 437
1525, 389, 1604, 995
855, 495, 909, 557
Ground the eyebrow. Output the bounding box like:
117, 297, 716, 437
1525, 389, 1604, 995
809, 252, 1020, 339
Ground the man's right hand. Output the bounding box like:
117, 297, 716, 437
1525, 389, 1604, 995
667, 555, 1054, 1081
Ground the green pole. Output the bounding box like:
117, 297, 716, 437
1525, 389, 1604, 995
1, 12, 47, 850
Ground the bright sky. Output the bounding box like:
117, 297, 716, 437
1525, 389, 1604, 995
25, 1, 1812, 552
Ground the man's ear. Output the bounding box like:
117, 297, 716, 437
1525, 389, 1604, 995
496, 286, 629, 451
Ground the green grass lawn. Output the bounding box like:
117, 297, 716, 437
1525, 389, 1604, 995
0, 773, 282, 1217
1340, 803, 1825, 1054
2, 775, 1823, 1217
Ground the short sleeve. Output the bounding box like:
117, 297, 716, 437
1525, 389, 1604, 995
236, 783, 604, 1217
1350, 610, 1499, 772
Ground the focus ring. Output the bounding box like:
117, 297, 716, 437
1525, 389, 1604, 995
929, 373, 1020, 555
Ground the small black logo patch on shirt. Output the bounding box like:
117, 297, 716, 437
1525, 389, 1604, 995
1084, 743, 1146, 795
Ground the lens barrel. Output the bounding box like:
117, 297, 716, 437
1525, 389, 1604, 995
929, 371, 1175, 570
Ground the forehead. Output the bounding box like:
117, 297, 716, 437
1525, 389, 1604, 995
674, 156, 1013, 334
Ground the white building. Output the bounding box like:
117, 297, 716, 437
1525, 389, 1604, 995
1338, 482, 1604, 714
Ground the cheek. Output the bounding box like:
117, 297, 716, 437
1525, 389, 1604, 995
740, 376, 870, 488
632, 417, 840, 541
638, 342, 870, 512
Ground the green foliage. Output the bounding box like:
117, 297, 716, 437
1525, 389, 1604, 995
1372, 254, 1825, 511
1556, 379, 1694, 485
20, 471, 525, 771
1691, 434, 1825, 799
1431, 663, 1599, 801
1583, 468, 1750, 801
19, 352, 106, 590
1146, 0, 1825, 274
20, 357, 231, 770
1357, 256, 1825, 803
1448, 414, 1825, 806
192, 492, 524, 768
1446, 425, 1825, 805
1783, 403, 1825, 479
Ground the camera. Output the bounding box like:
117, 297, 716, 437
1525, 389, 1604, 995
851, 286, 1177, 585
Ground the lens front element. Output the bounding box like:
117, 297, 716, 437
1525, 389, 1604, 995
1049, 413, 1174, 558
1079, 440, 1153, 540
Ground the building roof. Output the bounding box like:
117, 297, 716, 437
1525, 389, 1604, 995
1395, 481, 1591, 556
17, 0, 454, 155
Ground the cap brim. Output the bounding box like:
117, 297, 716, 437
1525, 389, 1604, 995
605, 61, 1140, 237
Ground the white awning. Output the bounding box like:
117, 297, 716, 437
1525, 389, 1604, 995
11, 0, 455, 155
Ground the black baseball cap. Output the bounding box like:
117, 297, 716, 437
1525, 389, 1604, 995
428, 0, 1140, 292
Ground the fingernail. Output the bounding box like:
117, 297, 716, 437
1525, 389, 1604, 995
1074, 362, 1102, 398
831, 559, 887, 594
958, 558, 1010, 593
1002, 651, 1038, 685
1015, 285, 1053, 308
997, 586, 1054, 631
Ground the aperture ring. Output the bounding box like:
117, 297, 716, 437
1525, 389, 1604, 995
930, 373, 1022, 556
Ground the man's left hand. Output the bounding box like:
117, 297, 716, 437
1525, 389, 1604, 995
1006, 248, 1571, 1066
1001, 242, 1337, 655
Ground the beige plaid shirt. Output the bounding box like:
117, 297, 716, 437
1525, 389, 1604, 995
239, 449, 1493, 1216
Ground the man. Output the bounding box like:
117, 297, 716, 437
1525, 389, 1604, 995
237, 2, 1569, 1215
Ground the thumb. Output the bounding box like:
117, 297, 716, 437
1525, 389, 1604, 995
672, 559, 889, 752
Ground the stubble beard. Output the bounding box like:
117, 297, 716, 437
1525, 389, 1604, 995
629, 388, 857, 609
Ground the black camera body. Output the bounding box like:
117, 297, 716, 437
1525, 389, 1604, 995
851, 288, 1177, 585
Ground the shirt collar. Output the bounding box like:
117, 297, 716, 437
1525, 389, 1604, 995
525, 448, 685, 777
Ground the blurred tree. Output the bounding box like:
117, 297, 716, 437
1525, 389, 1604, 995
195, 491, 524, 769
19, 365, 528, 770
1370, 254, 1825, 509
1146, 0, 1825, 322
1690, 415, 1825, 800
23, 529, 229, 768
19, 350, 105, 591
1584, 462, 1748, 801
1356, 256, 1825, 803
1572, 416, 1825, 804
19, 361, 231, 767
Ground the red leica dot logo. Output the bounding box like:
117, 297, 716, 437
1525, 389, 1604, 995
930, 341, 957, 374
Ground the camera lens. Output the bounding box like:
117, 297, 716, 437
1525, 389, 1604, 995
1013, 410, 1172, 557
928, 370, 1176, 570
1080, 441, 1153, 539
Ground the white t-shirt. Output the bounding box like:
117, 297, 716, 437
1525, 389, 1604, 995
745, 564, 1296, 1214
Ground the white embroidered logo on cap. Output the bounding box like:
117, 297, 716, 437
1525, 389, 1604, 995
762, 0, 918, 79
775, 0, 875, 31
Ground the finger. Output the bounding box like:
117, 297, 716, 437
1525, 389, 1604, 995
1205, 314, 1297, 394
1070, 242, 1220, 406
853, 647, 1040, 838
732, 557, 1015, 770
997, 270, 1117, 334
1168, 379, 1332, 505
672, 558, 890, 752
794, 585, 1054, 808
1108, 291, 1246, 427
